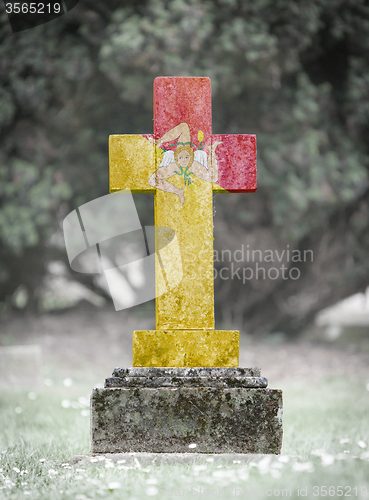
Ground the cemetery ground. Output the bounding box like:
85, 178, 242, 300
0, 305, 369, 499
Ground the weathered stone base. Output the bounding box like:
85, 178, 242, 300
91, 368, 283, 454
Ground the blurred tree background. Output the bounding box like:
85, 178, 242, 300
0, 0, 369, 335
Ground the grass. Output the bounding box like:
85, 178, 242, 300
0, 378, 369, 499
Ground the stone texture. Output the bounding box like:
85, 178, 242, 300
105, 376, 268, 388
107, 367, 266, 388
133, 330, 239, 367
113, 367, 261, 377
91, 369, 283, 454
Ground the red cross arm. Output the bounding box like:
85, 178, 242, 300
212, 134, 257, 193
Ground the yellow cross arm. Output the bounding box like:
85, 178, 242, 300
109, 135, 158, 193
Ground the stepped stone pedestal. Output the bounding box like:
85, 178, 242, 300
91, 367, 283, 454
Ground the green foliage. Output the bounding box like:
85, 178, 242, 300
98, 0, 369, 248
0, 159, 71, 253
0, 0, 369, 322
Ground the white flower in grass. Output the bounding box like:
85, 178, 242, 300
24, 491, 30, 495
358, 440, 367, 449
81, 410, 89, 417
39, 459, 46, 463
146, 478, 158, 485
13, 467, 20, 473
89, 458, 99, 463
339, 438, 349, 444
257, 456, 272, 474
48, 469, 57, 476
108, 482, 120, 490
27, 392, 37, 400
321, 455, 335, 467
105, 462, 114, 468
63, 378, 73, 387
292, 462, 314, 472
188, 443, 197, 449
146, 486, 158, 496
21, 482, 27, 486
117, 459, 126, 464
61, 400, 70, 409
15, 407, 22, 414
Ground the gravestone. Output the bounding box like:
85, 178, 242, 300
91, 77, 283, 453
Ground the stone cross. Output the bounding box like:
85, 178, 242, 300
109, 77, 256, 367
